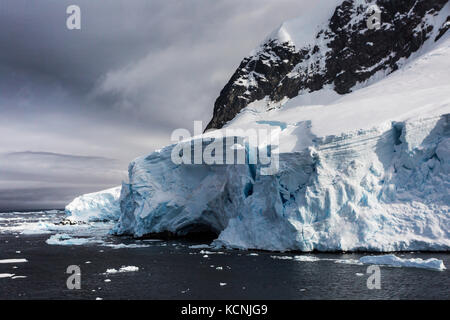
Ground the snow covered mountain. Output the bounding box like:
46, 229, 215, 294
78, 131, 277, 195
66, 0, 450, 252
206, 0, 450, 130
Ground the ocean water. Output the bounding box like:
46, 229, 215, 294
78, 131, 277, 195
0, 211, 449, 300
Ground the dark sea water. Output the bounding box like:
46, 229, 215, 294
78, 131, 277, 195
0, 211, 449, 300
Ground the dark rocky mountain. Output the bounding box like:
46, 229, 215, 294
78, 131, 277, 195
206, 0, 449, 131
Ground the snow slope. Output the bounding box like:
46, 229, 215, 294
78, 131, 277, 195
263, 0, 341, 49
66, 4, 450, 252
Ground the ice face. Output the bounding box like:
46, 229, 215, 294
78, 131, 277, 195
106, 112, 449, 252
112, 139, 254, 239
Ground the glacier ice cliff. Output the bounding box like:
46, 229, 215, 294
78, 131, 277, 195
108, 114, 449, 251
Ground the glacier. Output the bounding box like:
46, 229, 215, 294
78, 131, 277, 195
65, 5, 450, 252
109, 113, 450, 251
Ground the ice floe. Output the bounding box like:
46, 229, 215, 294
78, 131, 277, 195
359, 254, 446, 271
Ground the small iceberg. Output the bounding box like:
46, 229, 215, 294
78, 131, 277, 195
359, 254, 446, 271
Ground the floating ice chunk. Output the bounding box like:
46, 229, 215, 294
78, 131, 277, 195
293, 255, 320, 262
0, 220, 54, 235
20, 228, 52, 235
189, 244, 211, 249
106, 268, 118, 274
359, 255, 446, 271
199, 250, 225, 255
46, 234, 102, 246
103, 243, 150, 249
333, 259, 363, 265
105, 266, 139, 274
270, 255, 363, 265
271, 255, 294, 260
0, 259, 27, 264
118, 266, 139, 272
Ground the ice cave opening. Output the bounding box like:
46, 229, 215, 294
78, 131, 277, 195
177, 223, 220, 241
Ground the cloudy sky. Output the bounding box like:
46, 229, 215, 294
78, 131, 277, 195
0, 0, 312, 210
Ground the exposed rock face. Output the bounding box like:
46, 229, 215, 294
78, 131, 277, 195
436, 15, 450, 41
205, 40, 304, 131
205, 0, 449, 131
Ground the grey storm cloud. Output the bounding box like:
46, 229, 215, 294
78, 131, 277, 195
0, 0, 312, 209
